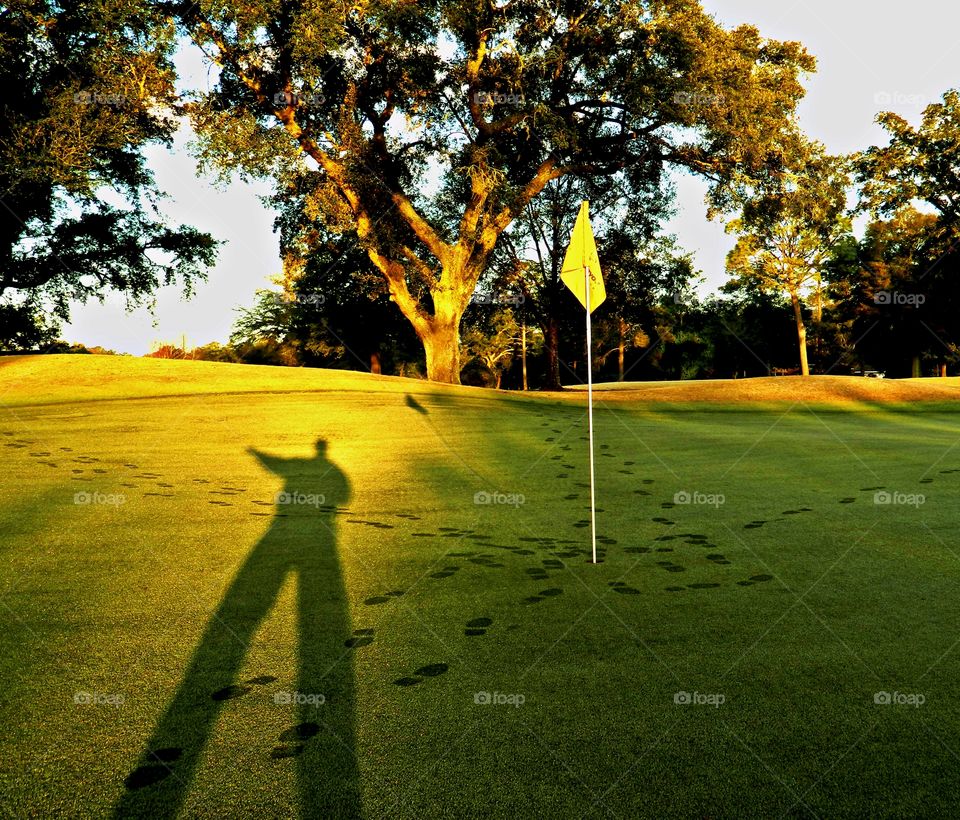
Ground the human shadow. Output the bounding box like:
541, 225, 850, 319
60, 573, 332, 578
115, 438, 359, 818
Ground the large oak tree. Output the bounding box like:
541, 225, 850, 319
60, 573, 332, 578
173, 0, 814, 382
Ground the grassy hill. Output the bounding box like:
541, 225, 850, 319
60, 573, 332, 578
3, 356, 960, 817
4, 354, 960, 406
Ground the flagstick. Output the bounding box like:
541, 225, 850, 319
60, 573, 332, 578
585, 265, 598, 564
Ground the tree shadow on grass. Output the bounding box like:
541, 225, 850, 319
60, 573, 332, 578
114, 438, 359, 818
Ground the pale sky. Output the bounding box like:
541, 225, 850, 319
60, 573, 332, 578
61, 0, 960, 354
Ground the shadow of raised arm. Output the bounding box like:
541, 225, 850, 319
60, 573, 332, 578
247, 446, 284, 476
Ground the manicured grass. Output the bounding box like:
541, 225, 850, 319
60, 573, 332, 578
3, 356, 960, 817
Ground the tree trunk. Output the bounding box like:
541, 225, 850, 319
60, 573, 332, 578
378, 257, 472, 383
911, 356, 921, 379
790, 292, 810, 377
421, 319, 461, 383
542, 318, 562, 390
521, 322, 528, 391
618, 317, 626, 382
370, 351, 381, 375
941, 363, 948, 378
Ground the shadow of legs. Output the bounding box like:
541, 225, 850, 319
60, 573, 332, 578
114, 540, 290, 818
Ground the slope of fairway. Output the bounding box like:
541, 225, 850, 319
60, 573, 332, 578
4, 355, 960, 818
0, 354, 477, 407
575, 374, 960, 404
4, 354, 960, 408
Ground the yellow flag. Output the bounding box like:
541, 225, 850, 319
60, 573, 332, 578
560, 201, 605, 312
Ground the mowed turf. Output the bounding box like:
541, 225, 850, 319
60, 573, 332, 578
3, 356, 960, 817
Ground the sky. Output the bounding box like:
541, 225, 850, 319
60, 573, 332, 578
61, 0, 960, 354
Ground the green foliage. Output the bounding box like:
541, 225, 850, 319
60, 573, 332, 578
230, 337, 301, 367
486, 172, 676, 387
725, 144, 851, 295
0, 302, 60, 350
461, 305, 533, 387
826, 209, 960, 376
594, 231, 697, 376
850, 89, 960, 375
857, 89, 960, 227
231, 226, 422, 373
722, 140, 852, 373
0, 0, 218, 341
189, 342, 241, 363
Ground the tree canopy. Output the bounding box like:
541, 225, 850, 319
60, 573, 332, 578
175, 0, 815, 381
0, 0, 217, 348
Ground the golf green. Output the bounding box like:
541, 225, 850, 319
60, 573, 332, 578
2, 356, 960, 817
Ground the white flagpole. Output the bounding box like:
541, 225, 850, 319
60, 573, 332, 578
585, 265, 598, 564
